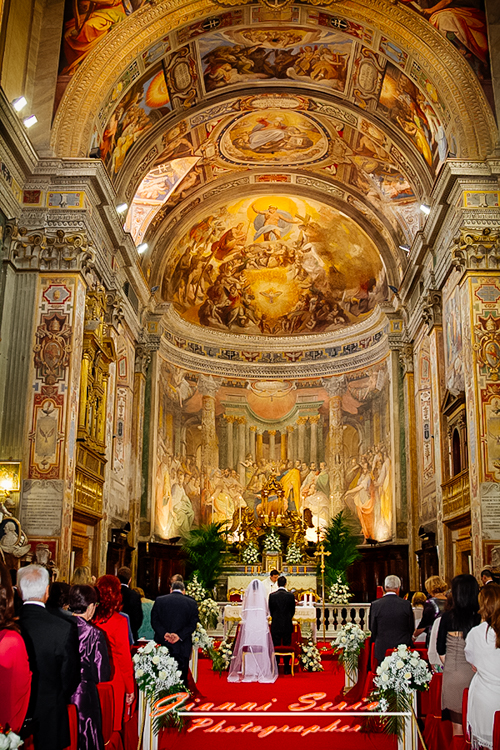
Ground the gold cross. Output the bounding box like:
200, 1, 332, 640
314, 543, 331, 573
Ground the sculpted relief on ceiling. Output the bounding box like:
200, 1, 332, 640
160, 194, 387, 337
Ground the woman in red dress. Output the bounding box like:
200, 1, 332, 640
0, 562, 31, 732
94, 576, 135, 732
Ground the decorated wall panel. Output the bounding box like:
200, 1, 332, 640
153, 356, 394, 546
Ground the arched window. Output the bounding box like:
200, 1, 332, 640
452, 428, 461, 476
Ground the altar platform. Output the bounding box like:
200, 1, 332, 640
224, 563, 318, 601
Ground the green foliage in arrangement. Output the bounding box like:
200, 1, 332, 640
182, 522, 227, 591
322, 511, 361, 588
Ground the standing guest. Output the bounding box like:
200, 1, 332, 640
481, 569, 496, 586
465, 584, 500, 750
412, 592, 427, 626
151, 580, 198, 686
0, 562, 31, 733
369, 575, 414, 665
46, 581, 75, 624
413, 576, 448, 644
18, 565, 80, 750
69, 585, 110, 750
437, 573, 480, 738
134, 587, 154, 641
261, 569, 280, 597
72, 567, 95, 586
116, 567, 143, 642
269, 575, 296, 675
94, 576, 135, 733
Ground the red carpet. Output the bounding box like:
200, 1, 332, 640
160, 659, 396, 749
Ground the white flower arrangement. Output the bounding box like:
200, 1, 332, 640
242, 543, 260, 565
133, 641, 184, 700
328, 575, 353, 605
300, 640, 323, 672
191, 622, 214, 653
372, 644, 432, 737
0, 728, 23, 750
263, 529, 282, 554
332, 622, 370, 679
186, 574, 208, 602
211, 636, 235, 675
285, 541, 302, 564
198, 597, 219, 630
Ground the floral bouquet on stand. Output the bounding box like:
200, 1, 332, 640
211, 633, 236, 675
0, 727, 23, 750
285, 541, 302, 564
242, 542, 260, 565
328, 575, 353, 605
198, 597, 220, 631
192, 622, 214, 653
332, 622, 370, 687
263, 529, 281, 554
133, 641, 187, 733
300, 640, 323, 672
371, 644, 432, 738
186, 574, 208, 601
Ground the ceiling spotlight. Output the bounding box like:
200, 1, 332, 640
420, 203, 431, 215
23, 115, 37, 128
137, 243, 148, 254
399, 244, 410, 253
12, 96, 27, 112
116, 203, 128, 214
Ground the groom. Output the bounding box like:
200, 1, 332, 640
269, 575, 296, 674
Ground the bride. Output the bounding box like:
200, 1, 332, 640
228, 579, 278, 683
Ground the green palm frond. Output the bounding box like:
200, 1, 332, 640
182, 522, 227, 591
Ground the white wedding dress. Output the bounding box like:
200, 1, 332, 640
228, 579, 278, 683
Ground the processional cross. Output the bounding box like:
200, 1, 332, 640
314, 543, 331, 644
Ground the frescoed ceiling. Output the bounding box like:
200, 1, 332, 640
52, 0, 496, 344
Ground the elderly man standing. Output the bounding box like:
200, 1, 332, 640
18, 565, 80, 750
369, 574, 414, 666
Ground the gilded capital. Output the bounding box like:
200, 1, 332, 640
452, 228, 500, 272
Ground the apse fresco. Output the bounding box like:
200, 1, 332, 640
199, 28, 354, 93
154, 362, 393, 544
163, 195, 388, 336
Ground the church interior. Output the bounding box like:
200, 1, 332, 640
1, 0, 500, 607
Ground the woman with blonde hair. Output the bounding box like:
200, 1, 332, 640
465, 584, 500, 750
413, 575, 448, 643
72, 566, 95, 585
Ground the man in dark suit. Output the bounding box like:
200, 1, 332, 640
369, 574, 414, 665
17, 565, 80, 750
117, 566, 143, 642
269, 575, 296, 675
151, 580, 199, 685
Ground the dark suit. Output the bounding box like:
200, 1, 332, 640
369, 593, 414, 664
120, 584, 143, 642
20, 604, 80, 750
269, 588, 296, 673
151, 592, 198, 684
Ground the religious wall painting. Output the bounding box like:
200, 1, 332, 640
163, 194, 387, 336
99, 62, 172, 176
199, 28, 354, 95
219, 110, 329, 166
443, 278, 465, 396
481, 385, 500, 483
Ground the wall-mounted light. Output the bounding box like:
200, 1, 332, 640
137, 242, 148, 254
399, 244, 410, 253
116, 202, 128, 214
23, 115, 38, 128
420, 203, 431, 215
12, 96, 27, 112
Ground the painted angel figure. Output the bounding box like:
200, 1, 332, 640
251, 204, 299, 242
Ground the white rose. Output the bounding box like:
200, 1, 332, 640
404, 672, 412, 680
144, 642, 155, 654
410, 657, 419, 667
152, 656, 160, 664
135, 669, 144, 678
158, 670, 167, 680
396, 660, 404, 669
7, 734, 22, 750
382, 674, 389, 682
0, 736, 10, 750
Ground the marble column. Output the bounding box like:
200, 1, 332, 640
281, 431, 287, 462
256, 432, 263, 462
322, 376, 346, 517
130, 343, 150, 582
297, 416, 307, 462
199, 375, 219, 506
237, 417, 246, 484
225, 416, 234, 469
286, 426, 294, 461
268, 430, 276, 463
309, 415, 320, 465
249, 425, 257, 460
400, 344, 419, 589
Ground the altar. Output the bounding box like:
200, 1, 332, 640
227, 573, 317, 596
223, 603, 317, 640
